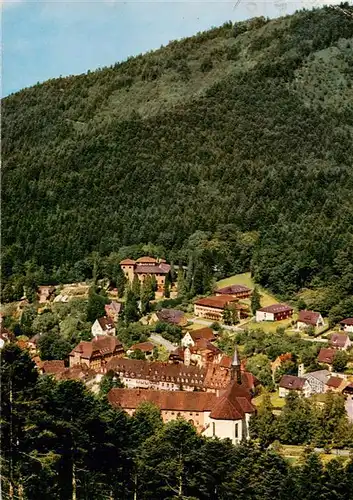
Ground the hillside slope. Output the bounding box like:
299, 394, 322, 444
2, 5, 353, 300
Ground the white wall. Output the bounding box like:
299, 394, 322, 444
203, 412, 245, 445
92, 320, 104, 336
181, 332, 194, 348
256, 311, 274, 322
342, 324, 353, 333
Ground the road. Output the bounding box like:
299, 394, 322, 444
149, 334, 177, 353
346, 396, 353, 423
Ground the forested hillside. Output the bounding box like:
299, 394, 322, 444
2, 5, 353, 303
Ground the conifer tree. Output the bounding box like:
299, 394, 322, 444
251, 286, 262, 315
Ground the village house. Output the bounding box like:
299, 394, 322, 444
37, 285, 56, 304
194, 295, 248, 322
330, 333, 351, 351
127, 342, 155, 358
40, 360, 66, 376
325, 376, 347, 393
215, 285, 252, 299
317, 348, 336, 369
183, 340, 223, 369
279, 375, 311, 398
296, 310, 324, 330
181, 327, 216, 348
340, 318, 353, 334
150, 308, 188, 327
107, 354, 255, 445
0, 327, 15, 349
105, 301, 123, 322
28, 333, 42, 356
302, 370, 331, 396
256, 304, 293, 322
120, 256, 171, 294
69, 336, 124, 371
91, 317, 116, 337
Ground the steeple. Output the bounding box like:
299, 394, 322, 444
231, 345, 242, 385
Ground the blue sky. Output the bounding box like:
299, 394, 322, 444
2, 0, 343, 96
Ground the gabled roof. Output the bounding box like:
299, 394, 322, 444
135, 265, 169, 274
216, 285, 252, 295
219, 355, 232, 368
42, 360, 65, 374
258, 304, 293, 314
298, 310, 321, 326
97, 317, 115, 331
279, 375, 306, 390
194, 295, 238, 309
318, 348, 336, 364
70, 336, 123, 360
105, 301, 123, 314
340, 318, 353, 326
130, 342, 155, 352
190, 338, 221, 354
189, 327, 215, 342
210, 380, 255, 420
326, 376, 344, 389
303, 370, 330, 384
330, 333, 349, 348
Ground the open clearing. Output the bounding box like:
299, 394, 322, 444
216, 272, 278, 307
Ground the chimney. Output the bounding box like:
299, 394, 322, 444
231, 345, 242, 385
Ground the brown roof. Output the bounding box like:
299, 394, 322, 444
219, 355, 232, 368
130, 342, 155, 352
194, 295, 238, 310
210, 381, 255, 420
330, 333, 349, 349
340, 318, 353, 326
108, 379, 254, 419
156, 309, 186, 325
135, 265, 169, 274
105, 302, 123, 314
326, 376, 344, 389
298, 310, 321, 326
318, 348, 336, 364
120, 259, 136, 265
279, 375, 306, 390
97, 317, 115, 331
70, 336, 123, 360
42, 360, 65, 374
190, 338, 221, 355
190, 327, 215, 342
57, 363, 97, 381
216, 285, 252, 295
258, 304, 293, 314
106, 358, 205, 387
136, 256, 158, 263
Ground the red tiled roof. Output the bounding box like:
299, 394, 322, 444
97, 317, 115, 331
298, 310, 321, 326
57, 363, 97, 381
219, 355, 232, 368
106, 358, 205, 386
194, 295, 238, 309
340, 318, 353, 326
216, 285, 252, 295
258, 304, 293, 314
105, 302, 123, 314
135, 265, 169, 274
70, 336, 123, 360
279, 375, 306, 390
326, 376, 344, 389
318, 348, 336, 364
120, 259, 136, 265
130, 342, 155, 352
190, 338, 221, 354
108, 388, 216, 412
136, 256, 157, 263
190, 328, 215, 342
210, 380, 255, 419
42, 360, 65, 374
330, 333, 349, 349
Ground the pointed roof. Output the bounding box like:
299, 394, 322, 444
210, 380, 255, 420
232, 346, 240, 367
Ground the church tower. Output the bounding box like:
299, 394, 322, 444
231, 345, 242, 385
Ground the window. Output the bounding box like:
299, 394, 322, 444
212, 422, 216, 436
235, 423, 239, 439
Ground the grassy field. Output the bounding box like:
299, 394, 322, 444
216, 272, 278, 307
252, 392, 286, 409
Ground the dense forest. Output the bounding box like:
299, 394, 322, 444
3, 343, 353, 500
2, 6, 353, 309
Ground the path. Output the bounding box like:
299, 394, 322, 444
345, 396, 353, 423
189, 317, 245, 332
